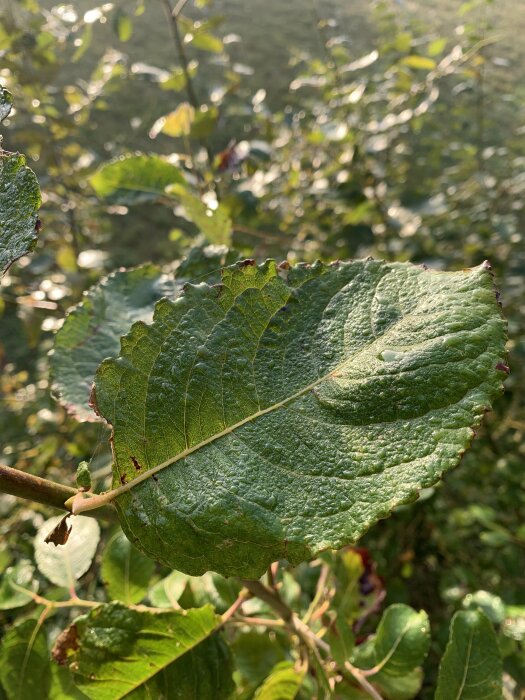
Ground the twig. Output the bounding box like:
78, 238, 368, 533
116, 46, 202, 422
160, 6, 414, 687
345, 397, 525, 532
220, 588, 249, 625
240, 579, 383, 700
0, 463, 117, 522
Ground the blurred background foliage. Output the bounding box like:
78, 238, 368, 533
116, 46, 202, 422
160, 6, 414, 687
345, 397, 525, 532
0, 0, 524, 696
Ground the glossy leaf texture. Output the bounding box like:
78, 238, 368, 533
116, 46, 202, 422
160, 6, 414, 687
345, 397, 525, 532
101, 531, 155, 604
89, 153, 186, 205
51, 247, 236, 421
34, 516, 100, 588
0, 618, 51, 700
0, 153, 41, 275
435, 610, 503, 699
66, 602, 221, 699
92, 259, 506, 578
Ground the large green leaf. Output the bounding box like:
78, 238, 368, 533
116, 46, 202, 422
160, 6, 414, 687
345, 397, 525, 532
126, 634, 234, 700
101, 530, 155, 604
67, 602, 220, 699
89, 153, 186, 205
435, 610, 503, 699
51, 248, 236, 421
0, 153, 41, 275
87, 259, 505, 578
0, 618, 51, 700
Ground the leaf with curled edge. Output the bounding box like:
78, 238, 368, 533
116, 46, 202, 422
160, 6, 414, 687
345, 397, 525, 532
51, 247, 236, 422
0, 153, 41, 275
89, 259, 506, 578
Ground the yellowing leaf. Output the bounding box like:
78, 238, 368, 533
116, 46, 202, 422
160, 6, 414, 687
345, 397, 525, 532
149, 103, 195, 139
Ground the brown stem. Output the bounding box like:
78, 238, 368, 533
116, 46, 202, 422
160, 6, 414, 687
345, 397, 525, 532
0, 464, 117, 522
239, 578, 383, 700
239, 578, 293, 622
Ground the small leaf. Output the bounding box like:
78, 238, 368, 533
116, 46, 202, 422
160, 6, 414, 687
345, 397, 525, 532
352, 604, 430, 677
101, 531, 155, 604
0, 153, 41, 275
149, 103, 195, 139
0, 559, 38, 610
92, 260, 506, 578
114, 9, 133, 42
253, 661, 304, 700
462, 590, 505, 624
190, 32, 223, 53
148, 570, 189, 608
401, 55, 437, 70
76, 462, 92, 491
34, 516, 100, 588
89, 154, 186, 205
232, 630, 288, 686
0, 619, 51, 700
68, 602, 220, 699
435, 610, 503, 699
0, 85, 13, 122
167, 184, 232, 244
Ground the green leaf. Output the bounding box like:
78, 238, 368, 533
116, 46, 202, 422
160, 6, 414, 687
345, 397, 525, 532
150, 103, 195, 139
462, 590, 505, 624
0, 85, 13, 122
0, 559, 38, 610
126, 634, 234, 699
232, 630, 288, 686
51, 264, 179, 421
353, 604, 430, 677
89, 154, 186, 205
167, 184, 232, 245
114, 9, 133, 42
253, 662, 304, 700
435, 610, 503, 699
191, 32, 223, 53
148, 570, 189, 608
76, 462, 92, 491
0, 619, 51, 700
34, 516, 100, 588
50, 664, 88, 700
401, 55, 437, 71
68, 602, 220, 699
92, 260, 506, 578
101, 531, 155, 604
0, 153, 41, 275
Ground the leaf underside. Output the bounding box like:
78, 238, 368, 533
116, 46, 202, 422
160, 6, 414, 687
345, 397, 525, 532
0, 153, 41, 275
94, 259, 506, 578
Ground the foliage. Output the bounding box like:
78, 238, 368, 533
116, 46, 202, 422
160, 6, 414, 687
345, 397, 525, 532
0, 0, 523, 698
